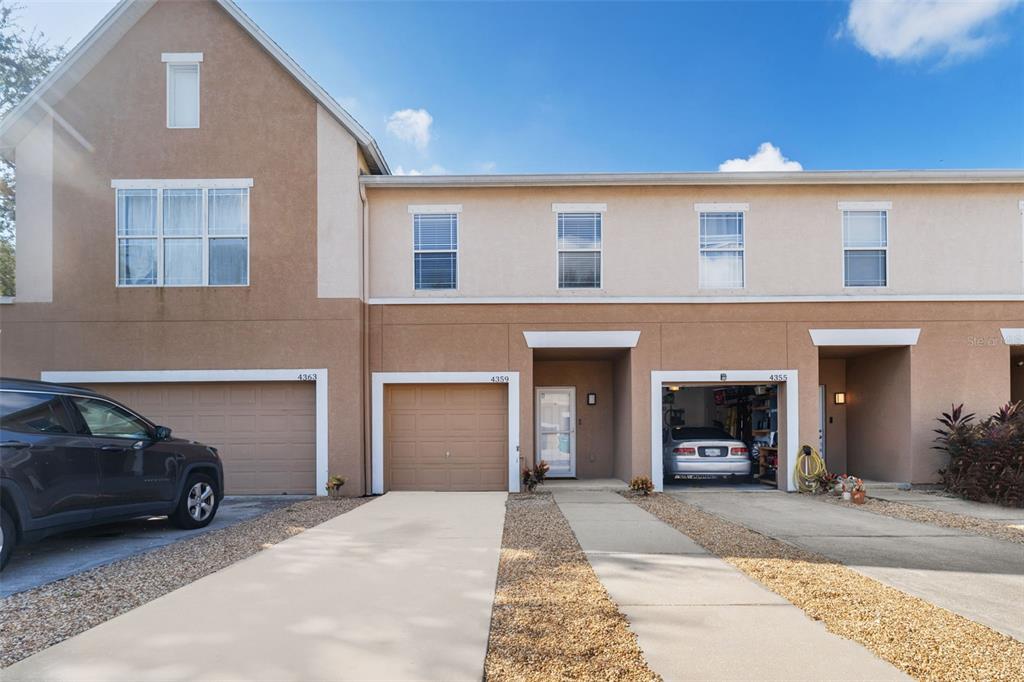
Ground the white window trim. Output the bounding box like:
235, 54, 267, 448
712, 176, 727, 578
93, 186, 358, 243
841, 206, 890, 289
1019, 201, 1024, 292
112, 179, 253, 190
412, 212, 459, 291
650, 370, 799, 493
522, 330, 641, 348
161, 52, 204, 63
551, 203, 607, 213
808, 328, 921, 346
556, 211, 603, 290
407, 204, 462, 214
166, 59, 200, 129
697, 209, 746, 290
40, 368, 329, 496
1002, 328, 1024, 345
370, 372, 521, 494
115, 182, 251, 288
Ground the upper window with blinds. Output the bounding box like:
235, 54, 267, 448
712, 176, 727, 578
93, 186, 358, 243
413, 213, 458, 290
557, 212, 602, 288
699, 212, 745, 289
843, 210, 888, 287
115, 182, 249, 287
163, 53, 201, 129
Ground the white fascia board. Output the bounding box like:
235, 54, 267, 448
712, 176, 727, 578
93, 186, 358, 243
694, 202, 749, 212
111, 178, 253, 189
838, 201, 892, 211
552, 203, 607, 213
408, 204, 462, 214
1002, 328, 1024, 345
161, 52, 203, 62
522, 330, 641, 348
809, 328, 921, 346
368, 294, 1024, 305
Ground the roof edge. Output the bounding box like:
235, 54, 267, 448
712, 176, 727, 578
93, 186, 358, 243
361, 169, 1024, 188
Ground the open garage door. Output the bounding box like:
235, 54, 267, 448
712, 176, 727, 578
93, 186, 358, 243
83, 382, 316, 495
384, 383, 508, 491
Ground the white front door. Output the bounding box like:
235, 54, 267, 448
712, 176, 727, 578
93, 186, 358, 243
536, 387, 576, 478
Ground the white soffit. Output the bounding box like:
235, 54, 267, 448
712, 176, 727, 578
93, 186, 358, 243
523, 331, 641, 348
1002, 328, 1024, 345
809, 328, 921, 346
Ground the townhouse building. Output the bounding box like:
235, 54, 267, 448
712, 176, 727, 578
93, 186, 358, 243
1, 0, 1021, 497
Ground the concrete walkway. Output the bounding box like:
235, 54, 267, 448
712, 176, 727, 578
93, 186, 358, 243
675, 490, 1024, 641
552, 490, 906, 681
4, 492, 507, 682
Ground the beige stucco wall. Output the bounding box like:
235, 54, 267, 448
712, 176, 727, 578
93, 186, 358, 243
13, 115, 53, 302
366, 184, 1024, 299
533, 360, 614, 478
316, 104, 363, 299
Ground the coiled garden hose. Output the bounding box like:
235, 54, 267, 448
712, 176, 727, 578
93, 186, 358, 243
794, 445, 826, 493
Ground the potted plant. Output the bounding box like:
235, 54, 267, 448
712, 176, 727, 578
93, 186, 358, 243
325, 474, 347, 498
851, 478, 866, 504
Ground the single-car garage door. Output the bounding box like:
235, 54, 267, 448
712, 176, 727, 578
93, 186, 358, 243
83, 382, 316, 495
385, 383, 508, 491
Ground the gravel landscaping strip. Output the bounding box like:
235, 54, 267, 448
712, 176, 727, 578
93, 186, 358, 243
814, 494, 1024, 545
626, 492, 1024, 682
0, 496, 369, 668
484, 492, 659, 682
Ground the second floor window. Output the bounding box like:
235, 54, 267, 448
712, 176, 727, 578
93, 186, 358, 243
116, 183, 249, 287
163, 53, 202, 129
557, 212, 601, 288
699, 212, 745, 288
414, 212, 458, 289
843, 210, 887, 287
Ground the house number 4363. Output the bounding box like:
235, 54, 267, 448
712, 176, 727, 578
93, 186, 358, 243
298, 373, 318, 381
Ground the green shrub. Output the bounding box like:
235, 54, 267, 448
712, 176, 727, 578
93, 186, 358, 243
935, 402, 1024, 507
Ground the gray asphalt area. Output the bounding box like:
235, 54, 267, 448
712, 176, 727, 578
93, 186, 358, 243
1, 496, 308, 597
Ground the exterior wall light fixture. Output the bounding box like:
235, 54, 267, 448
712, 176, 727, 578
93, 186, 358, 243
834, 392, 847, 405
587, 392, 597, 405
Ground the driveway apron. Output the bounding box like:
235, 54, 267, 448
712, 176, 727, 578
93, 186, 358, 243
676, 490, 1024, 641
4, 492, 507, 682
553, 490, 906, 681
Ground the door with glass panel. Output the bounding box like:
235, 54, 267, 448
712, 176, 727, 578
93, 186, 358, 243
535, 387, 576, 478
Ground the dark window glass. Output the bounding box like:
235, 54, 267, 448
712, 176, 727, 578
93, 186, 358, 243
670, 427, 734, 441
71, 397, 151, 439
0, 391, 73, 434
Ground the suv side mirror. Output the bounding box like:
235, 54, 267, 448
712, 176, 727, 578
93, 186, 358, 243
154, 425, 172, 441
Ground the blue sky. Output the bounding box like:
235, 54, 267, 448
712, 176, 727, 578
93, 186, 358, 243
16, 0, 1024, 174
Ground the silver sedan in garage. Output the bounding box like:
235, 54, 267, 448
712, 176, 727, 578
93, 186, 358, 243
663, 426, 751, 479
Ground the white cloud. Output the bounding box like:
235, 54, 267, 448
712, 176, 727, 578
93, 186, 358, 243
844, 0, 1020, 62
386, 109, 433, 149
718, 142, 803, 172
394, 164, 447, 176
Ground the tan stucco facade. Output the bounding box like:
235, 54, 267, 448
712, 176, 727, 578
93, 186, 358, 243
1, 0, 1022, 496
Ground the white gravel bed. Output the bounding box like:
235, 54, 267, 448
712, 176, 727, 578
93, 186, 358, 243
0, 496, 369, 668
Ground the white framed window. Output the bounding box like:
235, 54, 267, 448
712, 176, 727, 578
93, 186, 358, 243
163, 53, 202, 129
557, 212, 602, 288
842, 209, 888, 287
698, 211, 745, 288
115, 181, 249, 287
413, 212, 458, 290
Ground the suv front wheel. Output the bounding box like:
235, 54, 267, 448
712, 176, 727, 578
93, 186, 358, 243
170, 473, 220, 530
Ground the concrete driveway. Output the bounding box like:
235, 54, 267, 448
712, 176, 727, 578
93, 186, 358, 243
2, 496, 305, 597
675, 490, 1024, 641
3, 492, 506, 682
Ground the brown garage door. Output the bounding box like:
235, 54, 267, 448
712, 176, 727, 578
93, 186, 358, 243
385, 383, 508, 491
83, 382, 316, 495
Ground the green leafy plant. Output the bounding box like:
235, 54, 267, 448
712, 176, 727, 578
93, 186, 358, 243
935, 402, 1024, 507
324, 474, 347, 494
521, 460, 550, 492
629, 475, 654, 496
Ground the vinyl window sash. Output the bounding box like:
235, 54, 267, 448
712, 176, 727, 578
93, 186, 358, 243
698, 212, 745, 289
557, 213, 602, 289
413, 213, 458, 290
116, 187, 249, 287
842, 210, 888, 288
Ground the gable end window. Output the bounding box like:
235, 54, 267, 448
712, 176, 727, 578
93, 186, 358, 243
557, 212, 602, 288
115, 181, 250, 287
163, 53, 202, 128
842, 209, 888, 287
413, 213, 458, 290
699, 211, 745, 289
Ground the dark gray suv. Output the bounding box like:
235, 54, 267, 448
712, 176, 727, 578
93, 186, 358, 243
0, 378, 225, 569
